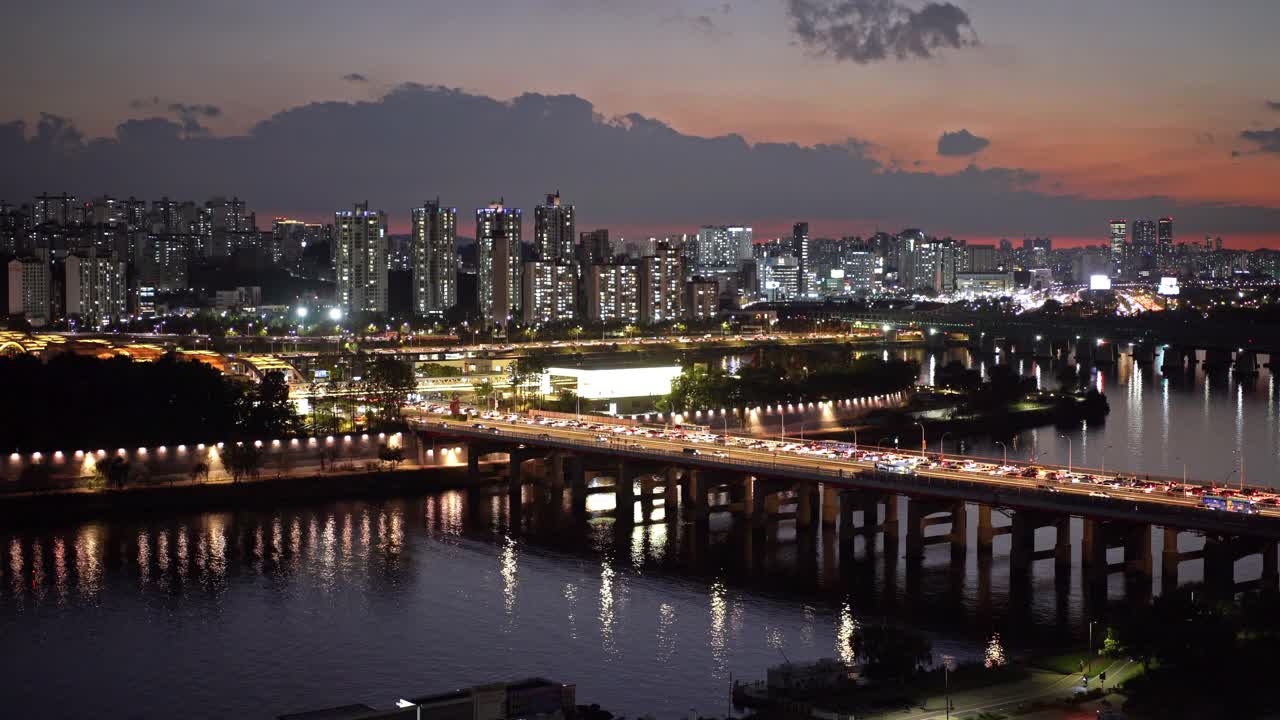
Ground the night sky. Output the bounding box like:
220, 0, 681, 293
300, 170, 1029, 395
3, 0, 1278, 246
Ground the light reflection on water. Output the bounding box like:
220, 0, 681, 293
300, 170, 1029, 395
0, 489, 1049, 720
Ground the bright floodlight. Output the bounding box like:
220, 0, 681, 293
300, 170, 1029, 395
328, 308, 343, 321
295, 307, 308, 318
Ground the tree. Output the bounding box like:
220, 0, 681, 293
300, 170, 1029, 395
95, 456, 130, 489
473, 379, 496, 409
377, 444, 405, 469
984, 632, 1008, 668
238, 370, 301, 439
507, 356, 547, 408
364, 356, 416, 427
189, 462, 210, 484
223, 443, 263, 483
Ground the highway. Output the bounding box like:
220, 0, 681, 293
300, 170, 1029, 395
407, 409, 1280, 528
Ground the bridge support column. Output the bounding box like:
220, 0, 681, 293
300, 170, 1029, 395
905, 498, 965, 560
467, 446, 480, 481
569, 456, 586, 518
682, 468, 709, 528
664, 467, 679, 521
796, 482, 817, 530
1263, 542, 1279, 592
1161, 527, 1181, 594
1124, 524, 1153, 579
548, 452, 565, 489
615, 461, 634, 525
977, 504, 996, 556
1203, 537, 1236, 592
822, 484, 840, 527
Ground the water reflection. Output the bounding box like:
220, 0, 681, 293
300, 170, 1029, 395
0, 478, 1224, 720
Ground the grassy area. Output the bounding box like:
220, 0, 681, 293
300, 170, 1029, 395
1027, 650, 1093, 676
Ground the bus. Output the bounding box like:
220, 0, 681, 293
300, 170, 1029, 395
1202, 495, 1258, 514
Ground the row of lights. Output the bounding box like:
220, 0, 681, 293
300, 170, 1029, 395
3, 432, 402, 466
636, 391, 904, 423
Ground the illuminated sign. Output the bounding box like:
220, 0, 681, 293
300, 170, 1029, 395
1157, 277, 1180, 296
1089, 274, 1112, 291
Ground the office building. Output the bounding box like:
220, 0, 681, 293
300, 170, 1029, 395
640, 241, 684, 324
960, 243, 998, 273
792, 222, 810, 297
411, 200, 458, 317
684, 278, 719, 321
843, 251, 881, 295
533, 191, 575, 264
7, 253, 51, 325
585, 263, 639, 324
334, 202, 389, 314
1157, 217, 1174, 267
476, 200, 523, 324
1109, 220, 1126, 275
65, 249, 127, 327
757, 255, 799, 301
521, 261, 576, 324
956, 272, 1015, 294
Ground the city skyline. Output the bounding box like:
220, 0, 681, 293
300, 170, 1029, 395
2, 1, 1278, 248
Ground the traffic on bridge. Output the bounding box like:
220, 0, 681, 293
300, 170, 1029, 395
407, 403, 1276, 522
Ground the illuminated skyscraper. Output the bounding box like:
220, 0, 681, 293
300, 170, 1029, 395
792, 222, 810, 297
534, 191, 575, 264
334, 202, 388, 314
411, 199, 458, 316
476, 200, 523, 324
1109, 220, 1126, 275
640, 240, 684, 324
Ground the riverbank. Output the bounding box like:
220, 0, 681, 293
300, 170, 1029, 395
0, 463, 498, 525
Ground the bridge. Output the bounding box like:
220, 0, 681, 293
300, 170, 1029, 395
413, 413, 1280, 601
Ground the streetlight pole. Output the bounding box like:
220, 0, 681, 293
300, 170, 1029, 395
915, 421, 926, 457
995, 440, 1008, 466
1060, 434, 1073, 474
938, 432, 952, 460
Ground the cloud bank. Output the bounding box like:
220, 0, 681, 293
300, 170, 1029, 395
2, 84, 1277, 240
936, 128, 989, 156
785, 0, 978, 64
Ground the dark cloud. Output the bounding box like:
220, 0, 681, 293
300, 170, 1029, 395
165, 103, 221, 136
936, 129, 989, 156
343, 73, 369, 83
2, 84, 1277, 239
785, 0, 977, 64
129, 96, 161, 110
1267, 100, 1280, 111
1240, 129, 1280, 154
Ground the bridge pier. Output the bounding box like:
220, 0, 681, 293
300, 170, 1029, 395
1235, 351, 1260, 375
1009, 511, 1070, 578
905, 498, 966, 560
681, 468, 710, 528
1082, 519, 1152, 585
976, 504, 1011, 557
1203, 347, 1232, 372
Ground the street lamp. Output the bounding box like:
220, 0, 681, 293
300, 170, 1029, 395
995, 440, 1008, 466
915, 421, 926, 456
1060, 434, 1073, 474
295, 306, 308, 319
938, 432, 952, 459
328, 307, 343, 322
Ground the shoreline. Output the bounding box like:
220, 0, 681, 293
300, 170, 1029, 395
0, 463, 498, 526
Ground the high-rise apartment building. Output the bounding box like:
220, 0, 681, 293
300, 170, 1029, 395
791, 222, 810, 297
585, 263, 640, 324
334, 202, 389, 315
640, 241, 684, 324
476, 200, 523, 324
693, 225, 751, 271
32, 193, 77, 226
684, 278, 719, 321
7, 252, 51, 325
65, 249, 127, 327
411, 200, 458, 317
578, 229, 611, 266
533, 191, 575, 264
1157, 217, 1174, 266
521, 261, 577, 324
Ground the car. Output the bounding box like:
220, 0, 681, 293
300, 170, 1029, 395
713, 450, 728, 458
472, 423, 487, 429
1036, 484, 1059, 493
538, 433, 551, 440
627, 443, 643, 450
595, 435, 610, 443
682, 447, 701, 456
1088, 491, 1110, 499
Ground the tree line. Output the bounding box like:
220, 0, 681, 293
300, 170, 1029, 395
657, 356, 919, 413
0, 353, 300, 453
